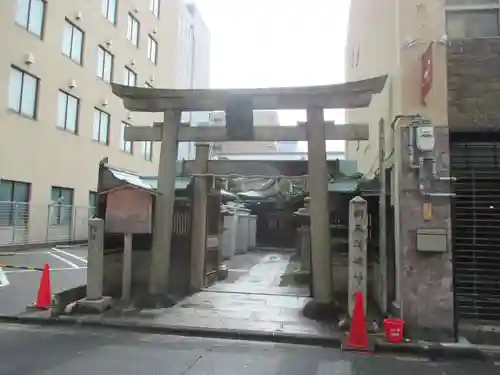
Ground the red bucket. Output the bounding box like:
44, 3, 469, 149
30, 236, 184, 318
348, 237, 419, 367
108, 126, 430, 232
383, 318, 404, 343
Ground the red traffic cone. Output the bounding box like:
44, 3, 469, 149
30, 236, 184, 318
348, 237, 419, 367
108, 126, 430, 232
344, 291, 370, 351
35, 264, 51, 310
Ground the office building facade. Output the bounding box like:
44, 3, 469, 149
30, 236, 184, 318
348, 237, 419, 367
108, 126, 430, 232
0, 0, 204, 245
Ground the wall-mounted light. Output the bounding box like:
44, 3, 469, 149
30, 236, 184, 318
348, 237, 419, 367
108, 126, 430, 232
68, 79, 77, 89
102, 98, 109, 107
24, 53, 35, 65
75, 11, 82, 20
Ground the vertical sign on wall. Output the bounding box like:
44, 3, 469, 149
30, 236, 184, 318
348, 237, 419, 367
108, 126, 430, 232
421, 42, 433, 106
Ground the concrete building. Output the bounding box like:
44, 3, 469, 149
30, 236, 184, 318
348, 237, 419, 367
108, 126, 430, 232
0, 0, 193, 245
177, 1, 211, 160
210, 110, 280, 155
277, 141, 298, 153
346, 0, 500, 339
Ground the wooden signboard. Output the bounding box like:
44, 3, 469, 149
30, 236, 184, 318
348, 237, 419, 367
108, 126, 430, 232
105, 187, 153, 234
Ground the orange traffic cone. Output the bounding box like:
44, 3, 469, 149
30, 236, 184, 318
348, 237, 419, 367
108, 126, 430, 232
35, 264, 51, 310
343, 291, 370, 351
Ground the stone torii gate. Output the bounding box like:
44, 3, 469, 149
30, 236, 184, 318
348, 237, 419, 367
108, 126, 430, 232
111, 76, 387, 307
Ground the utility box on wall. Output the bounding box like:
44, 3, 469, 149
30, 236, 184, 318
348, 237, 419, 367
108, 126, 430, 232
416, 228, 448, 253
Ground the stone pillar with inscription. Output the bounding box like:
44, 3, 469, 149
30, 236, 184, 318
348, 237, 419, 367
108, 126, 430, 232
348, 196, 368, 316
77, 218, 112, 313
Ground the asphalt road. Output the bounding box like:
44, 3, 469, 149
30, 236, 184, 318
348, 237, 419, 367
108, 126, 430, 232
0, 247, 87, 315
0, 323, 497, 375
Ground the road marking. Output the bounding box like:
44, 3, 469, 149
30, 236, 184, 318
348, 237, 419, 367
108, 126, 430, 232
49, 252, 79, 269
52, 247, 87, 264
0, 251, 46, 256
4, 267, 87, 274
0, 268, 9, 288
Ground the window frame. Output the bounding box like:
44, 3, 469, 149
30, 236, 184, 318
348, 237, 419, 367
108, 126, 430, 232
445, 0, 500, 38
57, 90, 80, 134
8, 65, 40, 119
50, 186, 74, 226
120, 122, 134, 154
143, 141, 153, 161
148, 34, 158, 64
15, 0, 46, 38
150, 0, 160, 18
102, 0, 118, 25
126, 13, 140, 47
62, 19, 85, 65
96, 45, 114, 82
88, 191, 98, 217
92, 108, 111, 145
0, 179, 31, 227
124, 67, 137, 86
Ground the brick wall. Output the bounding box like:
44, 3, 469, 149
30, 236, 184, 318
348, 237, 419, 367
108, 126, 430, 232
448, 38, 500, 131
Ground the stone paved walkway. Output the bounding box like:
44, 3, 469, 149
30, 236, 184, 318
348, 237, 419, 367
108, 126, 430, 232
94, 251, 336, 338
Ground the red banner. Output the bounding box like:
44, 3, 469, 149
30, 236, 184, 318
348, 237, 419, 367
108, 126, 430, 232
421, 43, 433, 106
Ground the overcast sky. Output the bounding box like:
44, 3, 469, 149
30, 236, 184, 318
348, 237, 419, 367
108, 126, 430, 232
194, 0, 350, 151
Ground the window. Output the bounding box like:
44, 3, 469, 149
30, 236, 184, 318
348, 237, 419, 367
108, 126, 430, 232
15, 0, 45, 38
62, 20, 84, 64
57, 91, 79, 134
88, 191, 98, 217
50, 186, 74, 226
0, 180, 30, 227
148, 35, 158, 64
93, 108, 110, 145
150, 0, 160, 18
124, 67, 137, 86
121, 122, 133, 154
446, 1, 500, 38
102, 0, 117, 25
97, 46, 114, 82
8, 66, 39, 119
127, 13, 140, 46
143, 141, 153, 161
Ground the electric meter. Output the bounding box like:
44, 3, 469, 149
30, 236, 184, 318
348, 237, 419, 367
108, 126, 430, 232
415, 126, 435, 152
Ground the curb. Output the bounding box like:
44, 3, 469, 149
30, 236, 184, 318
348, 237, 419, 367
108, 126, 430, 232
0, 314, 343, 348
0, 314, 499, 361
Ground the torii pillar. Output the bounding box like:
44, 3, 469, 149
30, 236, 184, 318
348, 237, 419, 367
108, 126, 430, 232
150, 110, 181, 296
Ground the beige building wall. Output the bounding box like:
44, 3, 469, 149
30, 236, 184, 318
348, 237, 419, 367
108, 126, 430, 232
345, 0, 450, 317
345, 0, 448, 177
0, 0, 185, 244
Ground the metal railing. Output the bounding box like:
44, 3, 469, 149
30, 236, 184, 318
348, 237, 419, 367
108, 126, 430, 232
0, 201, 96, 247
